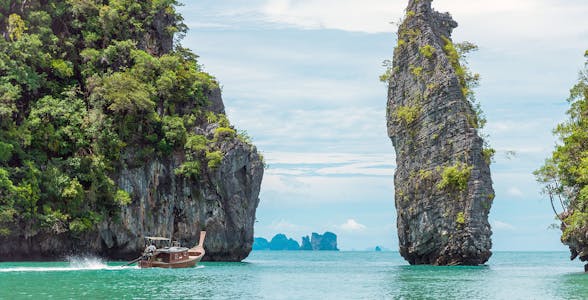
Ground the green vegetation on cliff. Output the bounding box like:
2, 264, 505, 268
437, 162, 472, 192
0, 1, 239, 237
535, 51, 588, 259
439, 36, 487, 131
393, 104, 421, 125
382, 14, 491, 150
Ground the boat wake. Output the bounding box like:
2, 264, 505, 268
0, 256, 137, 272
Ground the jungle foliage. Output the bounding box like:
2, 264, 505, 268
0, 0, 231, 237
535, 52, 588, 257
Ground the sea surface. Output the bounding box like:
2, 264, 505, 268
0, 251, 586, 299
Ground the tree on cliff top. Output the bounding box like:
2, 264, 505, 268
535, 51, 588, 261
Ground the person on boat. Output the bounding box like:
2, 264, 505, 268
143, 243, 157, 258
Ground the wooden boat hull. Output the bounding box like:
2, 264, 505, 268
138, 255, 202, 269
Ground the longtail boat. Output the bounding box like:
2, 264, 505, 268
134, 231, 206, 269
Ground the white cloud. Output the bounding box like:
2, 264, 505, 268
439, 1, 588, 45
184, 21, 231, 29
265, 152, 394, 165
507, 187, 524, 198
268, 219, 308, 232
265, 168, 312, 176
217, 65, 373, 105
255, 219, 312, 241
486, 118, 557, 135
260, 174, 394, 206
260, 152, 396, 177
493, 146, 549, 156
224, 105, 395, 158
492, 171, 541, 199
261, 173, 304, 194
340, 219, 367, 232
261, 0, 403, 33
258, 0, 588, 48
315, 162, 394, 177
493, 220, 516, 231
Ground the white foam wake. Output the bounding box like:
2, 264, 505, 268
0, 256, 136, 272
67, 256, 109, 269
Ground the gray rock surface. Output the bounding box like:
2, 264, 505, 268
386, 0, 493, 265
205, 87, 226, 115
109, 130, 263, 262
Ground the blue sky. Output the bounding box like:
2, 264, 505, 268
178, 0, 588, 251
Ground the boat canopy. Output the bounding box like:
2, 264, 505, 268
157, 247, 189, 253
145, 237, 171, 241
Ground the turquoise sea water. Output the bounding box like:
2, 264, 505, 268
0, 251, 586, 299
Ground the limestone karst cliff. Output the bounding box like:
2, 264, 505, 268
1, 97, 264, 261
106, 93, 264, 262
0, 1, 262, 262
386, 0, 494, 265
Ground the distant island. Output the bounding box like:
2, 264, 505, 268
253, 232, 339, 251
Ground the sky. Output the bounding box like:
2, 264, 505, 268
178, 0, 588, 252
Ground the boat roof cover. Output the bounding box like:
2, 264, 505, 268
157, 247, 189, 253
145, 237, 171, 241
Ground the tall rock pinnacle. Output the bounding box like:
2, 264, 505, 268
386, 0, 494, 265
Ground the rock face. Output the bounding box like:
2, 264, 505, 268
386, 0, 493, 265
0, 89, 263, 262
109, 118, 263, 262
